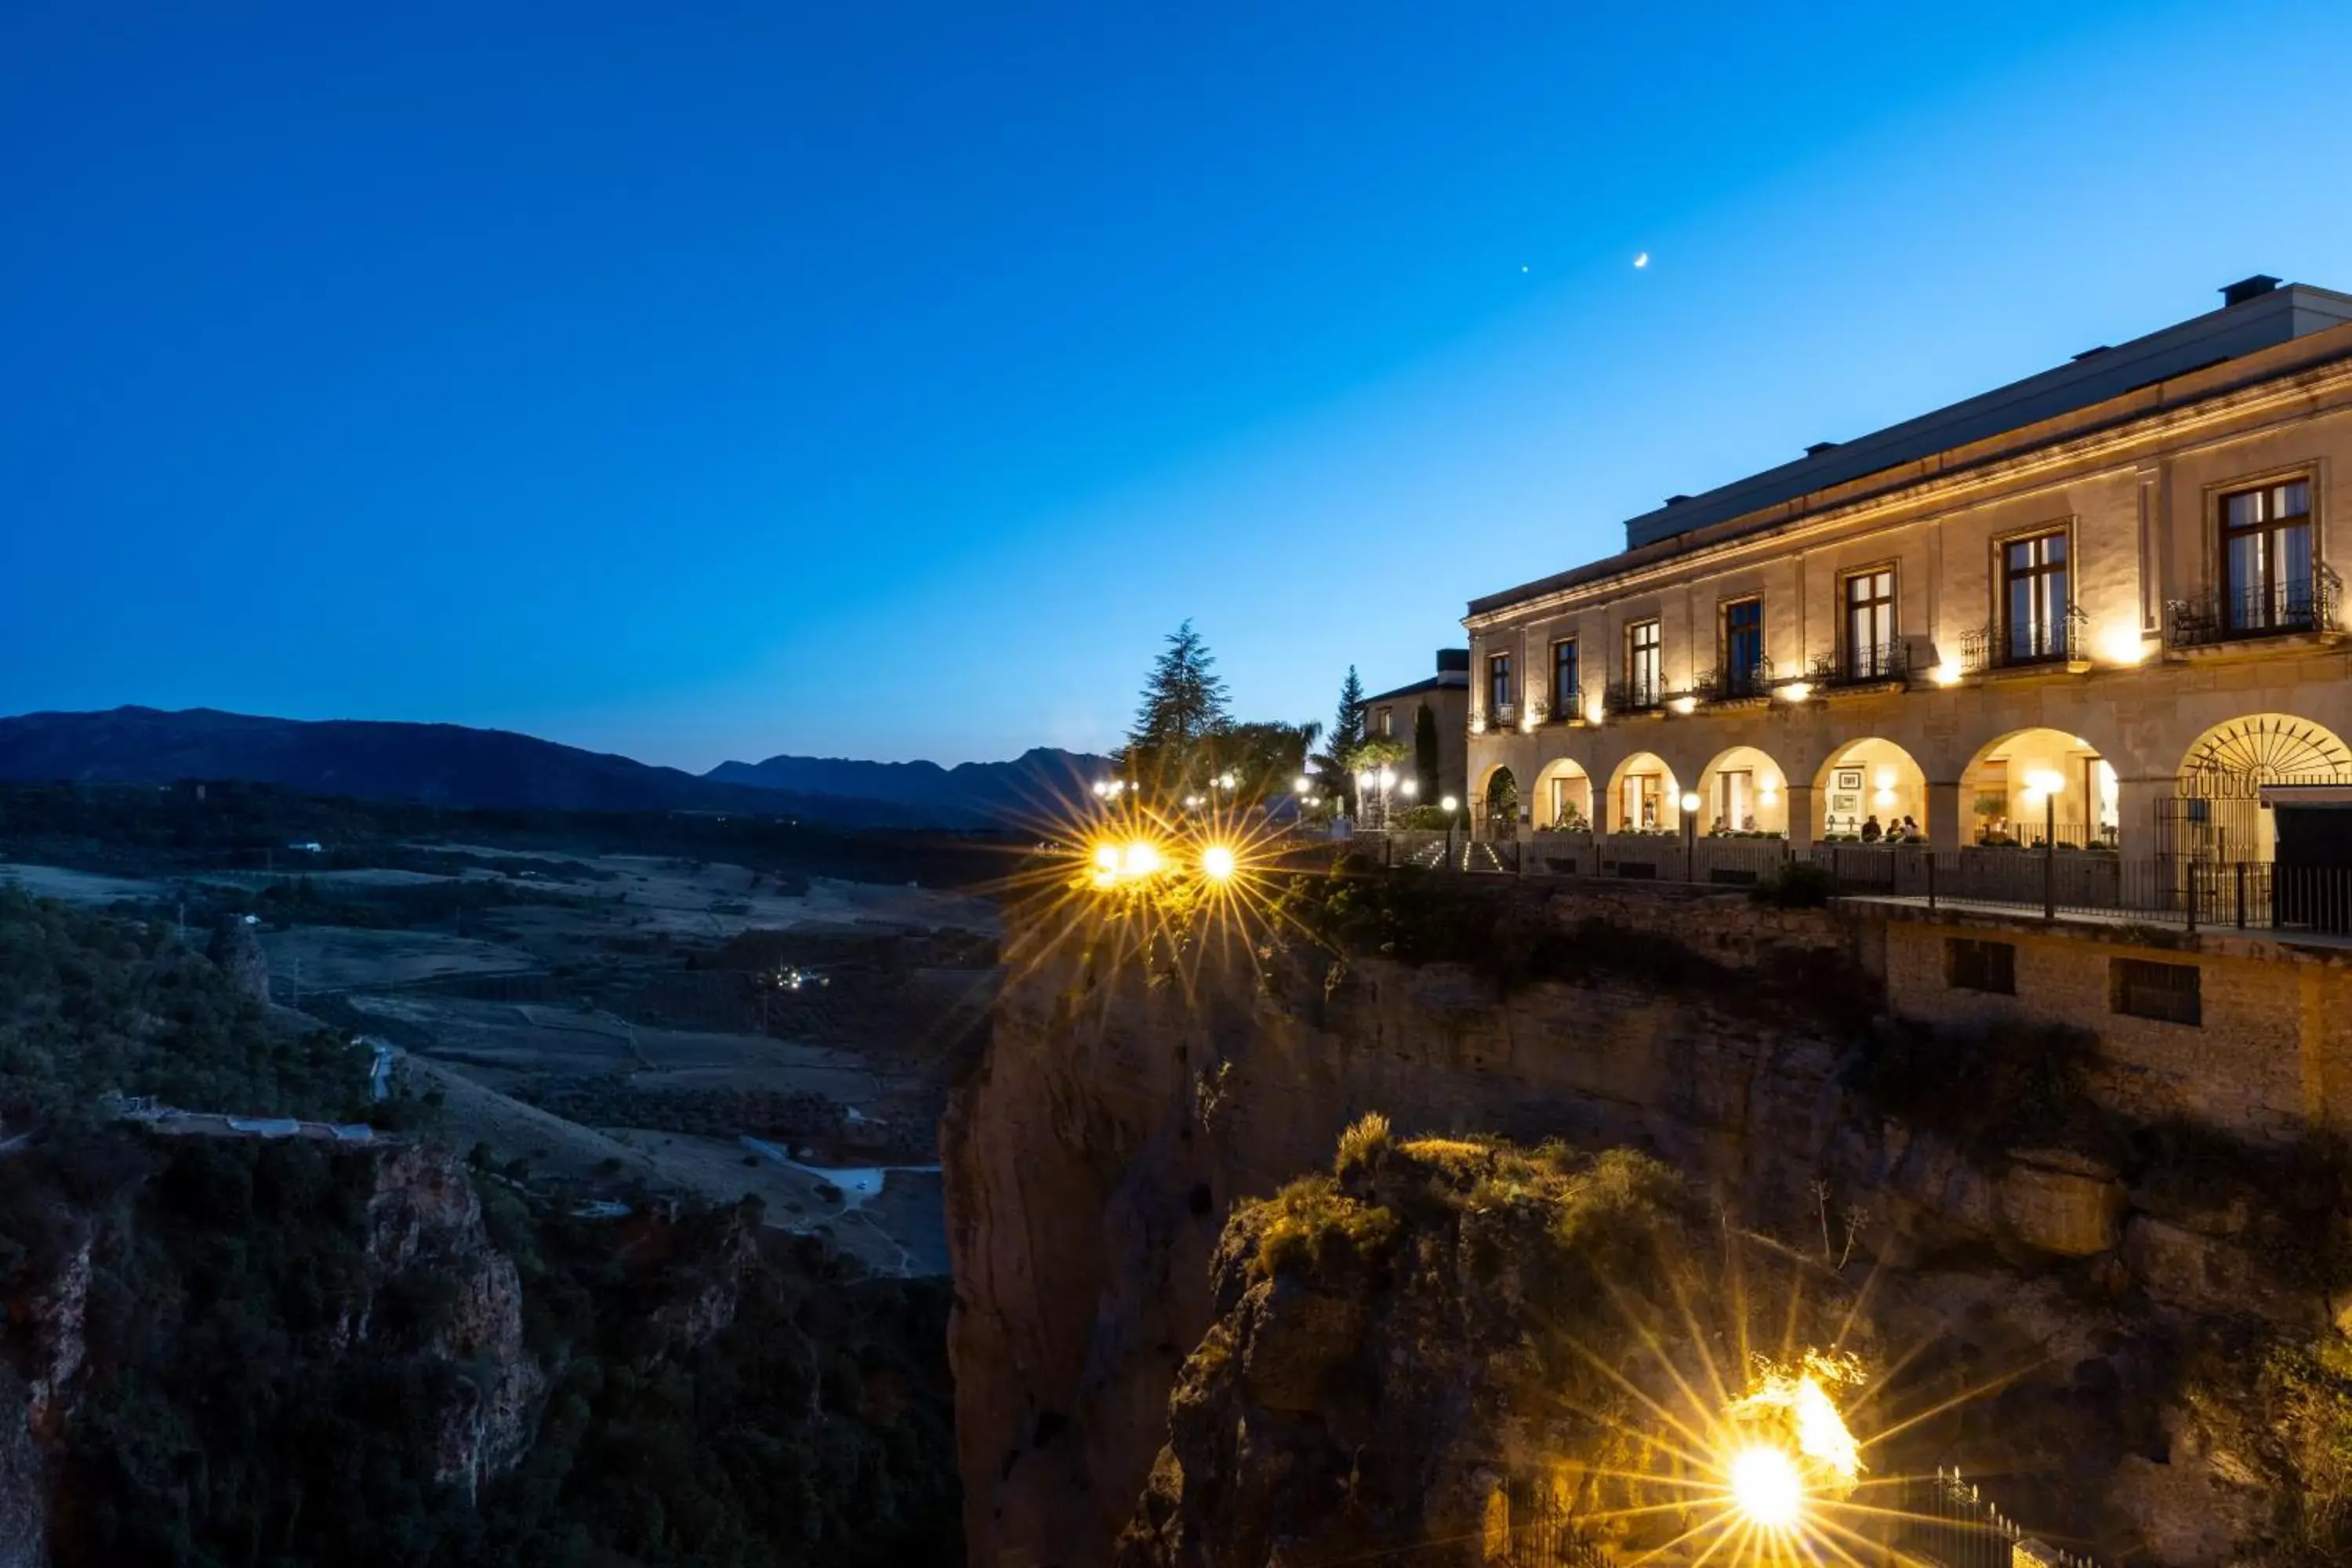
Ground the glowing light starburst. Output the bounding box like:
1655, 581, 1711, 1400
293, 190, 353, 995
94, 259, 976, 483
1727, 1444, 1802, 1526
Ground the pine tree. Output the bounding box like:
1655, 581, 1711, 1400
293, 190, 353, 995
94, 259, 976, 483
1124, 621, 1232, 791
1330, 666, 1366, 762
1413, 701, 1441, 801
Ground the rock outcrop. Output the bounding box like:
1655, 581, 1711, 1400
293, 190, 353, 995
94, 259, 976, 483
946, 882, 2352, 1567
360, 1146, 544, 1497
205, 916, 270, 1003
1115, 1133, 1860, 1566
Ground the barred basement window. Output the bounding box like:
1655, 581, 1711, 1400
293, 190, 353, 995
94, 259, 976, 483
1944, 938, 2016, 995
2111, 958, 2201, 1025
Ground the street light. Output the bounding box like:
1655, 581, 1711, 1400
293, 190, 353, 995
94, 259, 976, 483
1400, 779, 1418, 799
2025, 768, 2066, 917
1729, 1445, 1803, 1527
1681, 789, 1703, 869
2025, 769, 2066, 847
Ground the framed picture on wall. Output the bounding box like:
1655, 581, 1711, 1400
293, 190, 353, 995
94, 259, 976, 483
1833, 767, 1865, 793
1829, 791, 1861, 818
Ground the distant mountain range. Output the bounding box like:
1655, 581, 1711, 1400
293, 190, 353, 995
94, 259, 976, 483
705, 749, 1108, 824
0, 706, 1109, 829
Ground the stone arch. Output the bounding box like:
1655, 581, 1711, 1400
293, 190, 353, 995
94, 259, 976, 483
1813, 738, 1928, 842
1603, 750, 1682, 835
1961, 727, 2116, 848
2170, 713, 2352, 861
1482, 765, 1520, 840
1532, 758, 1594, 832
1694, 744, 1790, 837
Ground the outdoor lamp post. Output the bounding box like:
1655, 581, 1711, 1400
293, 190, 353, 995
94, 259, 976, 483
2027, 769, 2065, 917
1441, 794, 1461, 871
1680, 789, 1703, 878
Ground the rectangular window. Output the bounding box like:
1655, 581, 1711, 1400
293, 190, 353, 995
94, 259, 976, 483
1627, 619, 1661, 707
2220, 478, 2314, 633
1621, 771, 1662, 833
1551, 638, 1580, 720
1548, 773, 1584, 830
1722, 598, 1764, 695
1374, 706, 1392, 737
1844, 568, 1896, 680
2112, 959, 2201, 1025
2002, 531, 2071, 664
1715, 769, 1754, 832
1487, 653, 1513, 714
1945, 938, 2016, 995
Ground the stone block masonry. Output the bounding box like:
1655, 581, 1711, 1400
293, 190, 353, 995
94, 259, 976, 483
1876, 903, 2352, 1145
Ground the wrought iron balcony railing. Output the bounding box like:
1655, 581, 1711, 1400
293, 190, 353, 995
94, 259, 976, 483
2164, 565, 2342, 649
1812, 640, 1911, 688
1489, 701, 1518, 728
1545, 683, 1584, 723
1961, 601, 2086, 673
1693, 656, 1775, 702
1604, 677, 1662, 715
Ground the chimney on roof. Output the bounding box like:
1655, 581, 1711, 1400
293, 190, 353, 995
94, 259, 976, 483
1804, 441, 1840, 457
2221, 274, 2281, 307
1436, 648, 1469, 673
1664, 494, 1691, 506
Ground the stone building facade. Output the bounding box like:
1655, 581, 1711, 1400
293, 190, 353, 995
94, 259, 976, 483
1463, 278, 2352, 858
1356, 648, 1469, 803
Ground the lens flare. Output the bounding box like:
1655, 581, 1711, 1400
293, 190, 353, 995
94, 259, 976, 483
1092, 843, 1121, 873
1200, 844, 1238, 883
1729, 1445, 1802, 1526
1122, 840, 1163, 877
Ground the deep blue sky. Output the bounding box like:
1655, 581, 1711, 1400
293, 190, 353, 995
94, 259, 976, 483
6, 2, 2350, 768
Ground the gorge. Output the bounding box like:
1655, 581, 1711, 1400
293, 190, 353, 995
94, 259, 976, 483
945, 868, 2352, 1566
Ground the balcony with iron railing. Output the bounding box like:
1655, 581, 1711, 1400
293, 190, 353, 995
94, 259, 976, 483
1545, 683, 1585, 723
1603, 675, 1663, 716
2164, 564, 2343, 649
1693, 655, 1775, 702
1812, 640, 1911, 688
1961, 601, 2087, 674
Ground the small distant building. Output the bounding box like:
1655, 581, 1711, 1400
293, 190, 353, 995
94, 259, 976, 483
1359, 649, 1470, 802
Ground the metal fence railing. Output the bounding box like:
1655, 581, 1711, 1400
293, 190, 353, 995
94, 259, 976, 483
1900, 1467, 2102, 1568
1326, 828, 2352, 935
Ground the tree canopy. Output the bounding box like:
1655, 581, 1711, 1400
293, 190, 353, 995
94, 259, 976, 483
1121, 622, 1235, 794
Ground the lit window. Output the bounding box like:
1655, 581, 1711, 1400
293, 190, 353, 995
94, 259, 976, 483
1551, 638, 1579, 719
1845, 569, 1896, 679
2002, 532, 2071, 664
2220, 479, 2314, 633
1627, 620, 1661, 707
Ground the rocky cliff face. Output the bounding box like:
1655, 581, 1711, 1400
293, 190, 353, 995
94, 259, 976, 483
1114, 1133, 1864, 1567
0, 1140, 540, 1564
358, 1146, 545, 1498
946, 883, 2352, 1567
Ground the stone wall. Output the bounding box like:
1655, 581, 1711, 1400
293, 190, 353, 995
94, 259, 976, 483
1879, 906, 2352, 1145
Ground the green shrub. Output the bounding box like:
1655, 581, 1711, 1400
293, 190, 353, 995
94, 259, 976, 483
1749, 861, 1835, 908
1334, 1112, 1392, 1179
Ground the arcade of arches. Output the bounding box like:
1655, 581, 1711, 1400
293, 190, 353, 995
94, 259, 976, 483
1606, 752, 1682, 834
1813, 739, 1926, 840
1480, 711, 2352, 860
